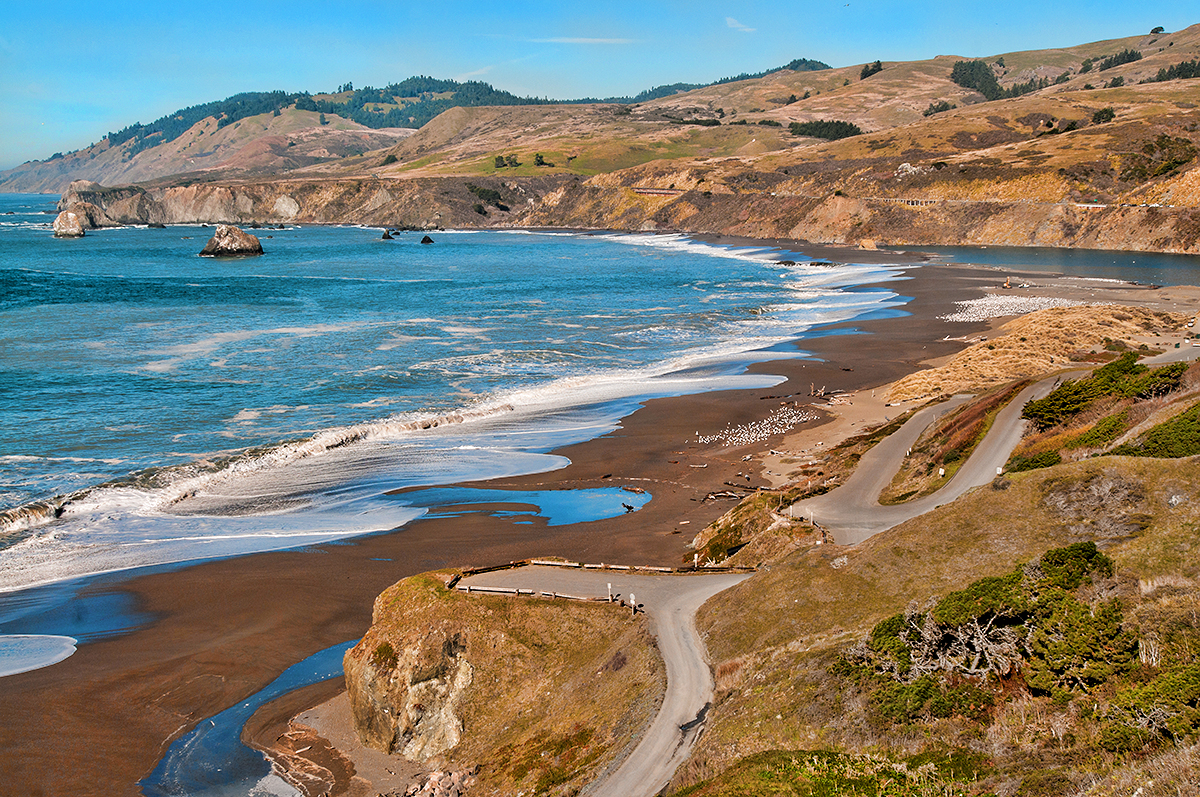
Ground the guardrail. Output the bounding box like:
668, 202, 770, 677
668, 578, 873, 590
444, 558, 755, 597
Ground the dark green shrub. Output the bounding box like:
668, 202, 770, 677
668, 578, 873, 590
1007, 451, 1062, 472
868, 613, 914, 673
1111, 400, 1200, 458
1100, 722, 1157, 753
1065, 413, 1126, 448
1039, 542, 1113, 590
1092, 107, 1116, 124
924, 100, 957, 117
788, 120, 863, 140
1106, 664, 1200, 745
1025, 592, 1136, 696
467, 183, 503, 204
933, 571, 1026, 626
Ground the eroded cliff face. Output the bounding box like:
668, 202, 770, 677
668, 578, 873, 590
57, 175, 572, 231
344, 623, 474, 761
62, 168, 1200, 254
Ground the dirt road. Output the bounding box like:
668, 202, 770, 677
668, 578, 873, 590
792, 374, 1065, 544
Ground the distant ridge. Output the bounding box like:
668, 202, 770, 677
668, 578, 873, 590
101, 57, 834, 157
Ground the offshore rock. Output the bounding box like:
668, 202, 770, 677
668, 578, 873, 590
52, 210, 85, 238
199, 224, 263, 257
420, 235, 434, 244
52, 200, 111, 237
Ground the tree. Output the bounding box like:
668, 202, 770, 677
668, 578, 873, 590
504, 154, 520, 167
1108, 76, 1125, 88
319, 112, 328, 126
534, 153, 552, 166
788, 119, 862, 140
923, 100, 956, 117
494, 155, 506, 168
860, 60, 883, 80
1151, 26, 1165, 34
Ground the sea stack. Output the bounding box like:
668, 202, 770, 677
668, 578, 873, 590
421, 235, 434, 244
199, 224, 264, 257
52, 210, 86, 238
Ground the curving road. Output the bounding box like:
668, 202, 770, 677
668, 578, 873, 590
457, 567, 750, 797
792, 373, 1070, 544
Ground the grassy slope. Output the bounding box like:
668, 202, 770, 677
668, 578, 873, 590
684, 456, 1200, 794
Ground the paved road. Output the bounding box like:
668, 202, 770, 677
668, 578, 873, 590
458, 567, 750, 797
792, 374, 1068, 544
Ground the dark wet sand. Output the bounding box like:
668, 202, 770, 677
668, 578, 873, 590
0, 261, 999, 796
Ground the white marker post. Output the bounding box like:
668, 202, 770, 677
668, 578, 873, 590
607, 582, 612, 602
630, 593, 636, 616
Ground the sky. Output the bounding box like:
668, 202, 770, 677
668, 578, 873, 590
0, 1, 1195, 170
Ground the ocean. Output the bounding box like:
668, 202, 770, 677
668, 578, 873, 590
0, 192, 906, 597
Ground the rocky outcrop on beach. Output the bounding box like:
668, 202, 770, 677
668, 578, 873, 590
199, 224, 263, 256
344, 621, 474, 761
340, 572, 663, 793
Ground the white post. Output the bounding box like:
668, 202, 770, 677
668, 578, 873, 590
630, 593, 636, 616
607, 582, 612, 601
996, 467, 1002, 476
693, 553, 699, 568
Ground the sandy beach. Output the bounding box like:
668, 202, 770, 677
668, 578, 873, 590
2, 252, 1197, 797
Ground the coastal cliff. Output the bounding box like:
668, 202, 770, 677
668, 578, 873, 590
62, 170, 1200, 254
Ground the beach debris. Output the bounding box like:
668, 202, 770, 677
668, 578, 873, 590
939, 294, 1084, 322
198, 224, 263, 257
697, 406, 818, 447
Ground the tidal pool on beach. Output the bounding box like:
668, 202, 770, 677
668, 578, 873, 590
0, 634, 77, 677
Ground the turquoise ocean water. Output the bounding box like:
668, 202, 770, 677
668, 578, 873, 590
0, 193, 907, 592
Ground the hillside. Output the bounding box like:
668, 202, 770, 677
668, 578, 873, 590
0, 62, 829, 194
0, 108, 414, 193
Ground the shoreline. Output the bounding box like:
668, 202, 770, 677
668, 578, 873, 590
1, 243, 1197, 795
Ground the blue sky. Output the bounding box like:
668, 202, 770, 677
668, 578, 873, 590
0, 2, 1194, 170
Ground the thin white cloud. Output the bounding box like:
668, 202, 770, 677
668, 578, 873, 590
455, 66, 494, 81
726, 17, 756, 33
528, 37, 635, 45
